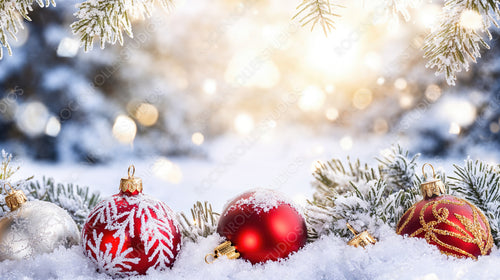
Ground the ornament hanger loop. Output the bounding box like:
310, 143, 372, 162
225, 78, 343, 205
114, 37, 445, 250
422, 163, 436, 180
204, 253, 216, 264
2, 182, 14, 194
128, 165, 135, 179
347, 223, 359, 235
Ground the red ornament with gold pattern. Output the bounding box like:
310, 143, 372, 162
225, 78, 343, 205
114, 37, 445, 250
81, 165, 182, 276
206, 189, 307, 264
396, 163, 493, 259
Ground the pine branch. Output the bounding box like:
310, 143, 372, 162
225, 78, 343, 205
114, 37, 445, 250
384, 0, 420, 22
306, 145, 420, 241
177, 201, 220, 242
26, 177, 101, 229
0, 0, 55, 59
71, 0, 173, 52
292, 0, 341, 36
449, 159, 500, 246
423, 0, 500, 85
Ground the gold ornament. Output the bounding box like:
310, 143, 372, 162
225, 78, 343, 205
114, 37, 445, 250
346, 223, 377, 248
0, 182, 80, 261
205, 241, 240, 264
119, 165, 143, 194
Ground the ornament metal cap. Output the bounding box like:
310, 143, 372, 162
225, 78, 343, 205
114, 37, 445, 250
420, 163, 445, 200
346, 223, 377, 248
205, 241, 240, 264
119, 165, 143, 195
3, 182, 27, 211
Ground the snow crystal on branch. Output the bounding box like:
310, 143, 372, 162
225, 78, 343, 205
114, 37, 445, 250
423, 0, 500, 85
71, 0, 173, 52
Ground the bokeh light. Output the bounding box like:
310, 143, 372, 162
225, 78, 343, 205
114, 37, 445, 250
234, 113, 255, 135
340, 136, 353, 150
15, 102, 50, 137
449, 122, 461, 135
152, 157, 183, 184
394, 78, 407, 90
112, 115, 137, 144
45, 117, 61, 137
425, 84, 442, 102
460, 10, 483, 30
135, 103, 159, 126
352, 88, 373, 110
202, 79, 217, 95
191, 132, 205, 145
57, 37, 80, 58
440, 99, 476, 126
325, 107, 339, 121
299, 86, 326, 112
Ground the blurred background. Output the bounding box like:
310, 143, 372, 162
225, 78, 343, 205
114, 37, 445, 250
1, 0, 500, 209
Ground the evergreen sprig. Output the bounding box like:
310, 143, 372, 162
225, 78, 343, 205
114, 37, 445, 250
449, 159, 500, 246
306, 145, 421, 240
423, 0, 500, 85
292, 0, 341, 35
26, 177, 101, 229
178, 201, 220, 242
0, 0, 55, 59
71, 0, 173, 52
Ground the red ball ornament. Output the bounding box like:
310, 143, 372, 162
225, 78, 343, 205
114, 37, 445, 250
82, 166, 182, 276
214, 189, 307, 264
396, 164, 493, 259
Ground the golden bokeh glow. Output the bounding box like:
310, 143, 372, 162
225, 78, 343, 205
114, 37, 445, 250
352, 88, 373, 110
135, 103, 159, 127
460, 10, 483, 30
234, 113, 255, 135
425, 84, 442, 102
112, 115, 137, 144
202, 79, 217, 95
394, 78, 407, 90
152, 157, 183, 184
441, 99, 476, 126
191, 132, 205, 145
325, 107, 339, 121
299, 86, 326, 112
449, 122, 461, 135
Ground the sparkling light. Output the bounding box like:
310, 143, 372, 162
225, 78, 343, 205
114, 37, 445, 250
325, 85, 335, 94
15, 102, 50, 137
152, 157, 183, 184
224, 52, 281, 88
373, 118, 389, 134
191, 132, 205, 145
325, 107, 339, 121
112, 115, 137, 144
352, 88, 373, 110
364, 52, 382, 71
57, 37, 80, 58
460, 10, 483, 30
376, 77, 385, 85
425, 84, 442, 102
45, 117, 61, 137
340, 136, 353, 150
440, 99, 476, 126
394, 78, 407, 90
135, 103, 159, 126
449, 122, 461, 135
490, 122, 500, 133
399, 94, 414, 109
234, 113, 255, 135
202, 79, 217, 95
298, 86, 326, 112
417, 4, 441, 28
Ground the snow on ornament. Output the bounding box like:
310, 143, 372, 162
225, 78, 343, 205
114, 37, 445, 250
206, 189, 307, 264
82, 165, 181, 276
0, 182, 80, 261
396, 164, 493, 259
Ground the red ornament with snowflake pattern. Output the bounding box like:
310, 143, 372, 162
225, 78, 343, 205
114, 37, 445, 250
216, 189, 307, 264
82, 166, 182, 276
396, 164, 493, 259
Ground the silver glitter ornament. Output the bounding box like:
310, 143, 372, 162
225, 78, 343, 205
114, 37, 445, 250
0, 183, 80, 261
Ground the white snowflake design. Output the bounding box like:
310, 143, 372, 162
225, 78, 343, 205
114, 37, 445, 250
82, 194, 181, 276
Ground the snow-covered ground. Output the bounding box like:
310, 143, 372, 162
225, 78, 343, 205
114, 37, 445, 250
3, 129, 500, 279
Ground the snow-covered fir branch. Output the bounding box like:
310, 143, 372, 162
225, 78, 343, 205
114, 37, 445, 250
384, 0, 420, 22
177, 201, 220, 242
0, 0, 54, 59
449, 159, 500, 246
423, 0, 500, 85
292, 0, 341, 35
71, 0, 173, 52
306, 145, 421, 240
